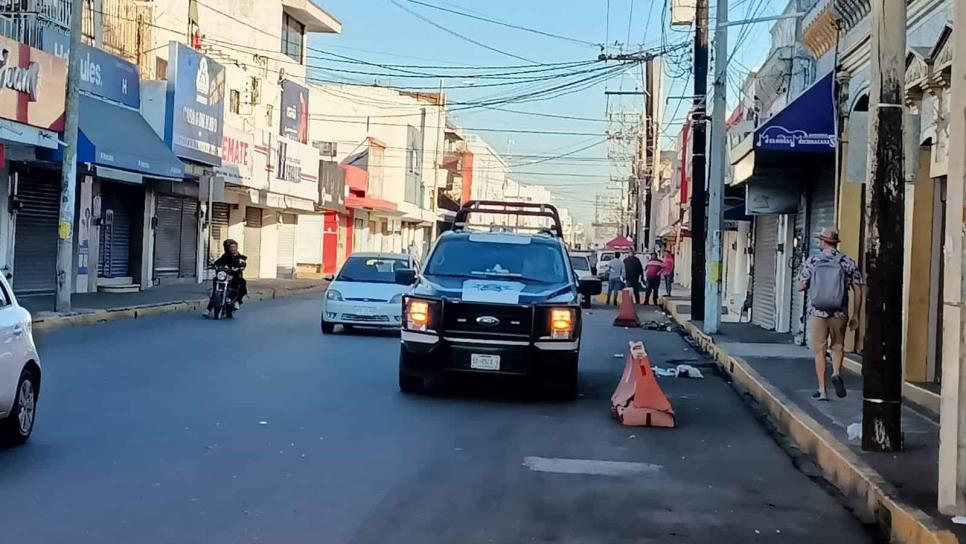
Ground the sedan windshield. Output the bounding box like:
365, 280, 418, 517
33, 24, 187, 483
337, 257, 409, 283
425, 238, 568, 284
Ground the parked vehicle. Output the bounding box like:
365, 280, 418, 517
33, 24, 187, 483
0, 274, 41, 445
321, 252, 417, 334
207, 264, 243, 320
396, 201, 602, 399
569, 254, 595, 308
596, 250, 617, 279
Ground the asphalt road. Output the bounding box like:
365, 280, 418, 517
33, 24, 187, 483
0, 296, 875, 543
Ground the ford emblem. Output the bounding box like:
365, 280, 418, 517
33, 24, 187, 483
476, 316, 500, 326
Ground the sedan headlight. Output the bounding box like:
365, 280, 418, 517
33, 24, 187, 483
326, 289, 343, 301
389, 293, 404, 304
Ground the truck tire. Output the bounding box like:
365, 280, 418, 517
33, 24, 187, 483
398, 349, 424, 393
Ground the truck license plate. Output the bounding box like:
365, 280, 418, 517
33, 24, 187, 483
470, 354, 501, 371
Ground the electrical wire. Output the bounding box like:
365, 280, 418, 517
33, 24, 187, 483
388, 0, 537, 63
397, 0, 599, 46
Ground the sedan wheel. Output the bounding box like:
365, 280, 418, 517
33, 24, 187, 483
2, 369, 38, 445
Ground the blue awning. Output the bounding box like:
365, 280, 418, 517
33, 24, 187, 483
754, 73, 836, 154
44, 95, 184, 181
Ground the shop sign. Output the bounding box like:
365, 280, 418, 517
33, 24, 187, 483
77, 44, 140, 108
756, 126, 836, 151
0, 36, 66, 130
745, 179, 800, 215
279, 79, 309, 144
166, 42, 225, 165
217, 123, 253, 183
271, 134, 319, 204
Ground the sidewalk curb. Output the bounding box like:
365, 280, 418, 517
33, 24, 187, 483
662, 298, 957, 544
31, 284, 328, 333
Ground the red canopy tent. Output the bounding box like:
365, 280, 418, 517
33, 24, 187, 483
604, 235, 634, 249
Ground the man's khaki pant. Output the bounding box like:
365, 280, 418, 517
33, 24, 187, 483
810, 315, 847, 355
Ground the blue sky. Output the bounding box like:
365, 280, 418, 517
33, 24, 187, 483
309, 0, 783, 225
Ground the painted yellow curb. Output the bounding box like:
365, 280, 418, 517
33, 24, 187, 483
663, 299, 957, 544
32, 284, 328, 333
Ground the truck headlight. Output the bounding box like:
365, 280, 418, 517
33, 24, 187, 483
549, 308, 575, 339
326, 289, 343, 301
406, 299, 431, 331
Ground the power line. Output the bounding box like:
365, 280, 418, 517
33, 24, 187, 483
388, 0, 536, 63
398, 0, 599, 46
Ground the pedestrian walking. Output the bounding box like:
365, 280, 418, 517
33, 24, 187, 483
623, 250, 644, 304
796, 228, 863, 401
643, 252, 664, 305
606, 251, 625, 306
661, 250, 675, 297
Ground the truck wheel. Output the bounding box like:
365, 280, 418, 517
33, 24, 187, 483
398, 349, 424, 393
551, 354, 579, 400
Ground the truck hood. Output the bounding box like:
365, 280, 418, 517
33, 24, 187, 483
414, 275, 577, 305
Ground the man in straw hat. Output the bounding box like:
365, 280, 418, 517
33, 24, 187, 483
796, 228, 863, 401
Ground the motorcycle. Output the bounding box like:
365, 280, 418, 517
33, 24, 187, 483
207, 264, 243, 319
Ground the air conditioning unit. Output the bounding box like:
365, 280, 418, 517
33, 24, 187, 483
313, 141, 337, 158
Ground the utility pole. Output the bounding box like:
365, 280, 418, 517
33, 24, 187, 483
703, 0, 727, 333
862, 0, 905, 452
55, 0, 84, 312
690, 0, 709, 321
643, 59, 655, 250
938, 0, 966, 516
430, 80, 444, 242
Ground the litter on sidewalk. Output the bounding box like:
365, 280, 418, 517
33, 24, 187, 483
652, 364, 704, 379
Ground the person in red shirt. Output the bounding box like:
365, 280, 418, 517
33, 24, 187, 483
643, 251, 664, 305
661, 250, 675, 297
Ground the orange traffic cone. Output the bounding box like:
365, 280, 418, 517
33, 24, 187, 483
613, 287, 640, 327
610, 341, 675, 428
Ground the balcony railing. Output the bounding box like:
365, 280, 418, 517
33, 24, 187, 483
0, 0, 71, 28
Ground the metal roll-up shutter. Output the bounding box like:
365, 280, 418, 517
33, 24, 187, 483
98, 187, 135, 279
244, 207, 263, 278
154, 195, 183, 277
752, 215, 780, 330
12, 173, 60, 295
179, 198, 198, 278
209, 202, 230, 265
803, 177, 838, 343
276, 213, 297, 278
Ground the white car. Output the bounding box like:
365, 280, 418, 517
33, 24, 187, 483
570, 254, 595, 308
0, 274, 41, 445
321, 252, 416, 334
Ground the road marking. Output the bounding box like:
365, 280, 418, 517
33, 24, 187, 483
522, 456, 662, 477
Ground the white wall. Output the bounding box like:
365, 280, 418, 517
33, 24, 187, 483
296, 214, 323, 265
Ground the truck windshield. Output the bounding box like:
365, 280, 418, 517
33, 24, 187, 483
570, 256, 590, 271
425, 238, 569, 284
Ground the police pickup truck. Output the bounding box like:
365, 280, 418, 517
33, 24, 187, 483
393, 201, 602, 399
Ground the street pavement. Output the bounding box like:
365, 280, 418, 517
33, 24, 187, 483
0, 296, 876, 543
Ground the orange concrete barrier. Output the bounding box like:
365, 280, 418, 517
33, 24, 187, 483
613, 288, 640, 327
611, 341, 675, 428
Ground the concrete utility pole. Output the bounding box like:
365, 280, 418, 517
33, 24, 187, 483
55, 0, 85, 312
643, 59, 655, 250
939, 0, 966, 516
430, 80, 444, 241
690, 0, 709, 321
704, 0, 727, 334
861, 0, 905, 452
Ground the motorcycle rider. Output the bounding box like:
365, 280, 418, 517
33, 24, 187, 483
205, 239, 248, 317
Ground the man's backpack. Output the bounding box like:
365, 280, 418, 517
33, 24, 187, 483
809, 254, 848, 313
